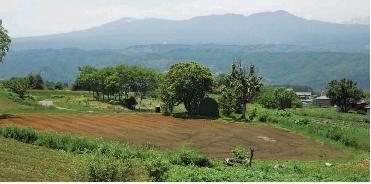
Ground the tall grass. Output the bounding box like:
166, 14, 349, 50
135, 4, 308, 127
0, 125, 210, 165
1, 125, 38, 143
267, 115, 369, 150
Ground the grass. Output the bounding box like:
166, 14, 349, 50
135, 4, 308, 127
289, 107, 370, 123
0, 137, 86, 181
241, 104, 370, 151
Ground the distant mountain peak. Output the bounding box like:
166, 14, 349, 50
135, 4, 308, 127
12, 10, 369, 51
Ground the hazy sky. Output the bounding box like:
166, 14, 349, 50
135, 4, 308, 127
0, 0, 369, 37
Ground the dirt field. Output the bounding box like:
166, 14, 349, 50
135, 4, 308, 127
0, 114, 346, 160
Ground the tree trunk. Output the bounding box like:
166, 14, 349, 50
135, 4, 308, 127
237, 100, 248, 120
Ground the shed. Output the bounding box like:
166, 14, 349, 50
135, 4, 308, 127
295, 92, 312, 99
315, 96, 331, 107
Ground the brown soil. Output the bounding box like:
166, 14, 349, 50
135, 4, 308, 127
0, 114, 346, 160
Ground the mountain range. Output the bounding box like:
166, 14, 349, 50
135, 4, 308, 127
12, 11, 369, 51
2, 10, 370, 90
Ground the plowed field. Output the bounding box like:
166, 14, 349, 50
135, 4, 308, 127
0, 114, 345, 159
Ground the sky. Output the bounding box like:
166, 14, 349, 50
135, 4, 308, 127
0, 0, 369, 37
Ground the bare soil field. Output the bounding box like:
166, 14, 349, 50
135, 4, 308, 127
0, 114, 346, 160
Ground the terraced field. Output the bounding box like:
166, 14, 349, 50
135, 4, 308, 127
0, 114, 345, 160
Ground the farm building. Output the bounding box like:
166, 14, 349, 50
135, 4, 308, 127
315, 96, 331, 107
295, 92, 312, 99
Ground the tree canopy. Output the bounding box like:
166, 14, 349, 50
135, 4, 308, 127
160, 61, 213, 115
326, 79, 364, 113
74, 64, 160, 109
220, 60, 263, 119
0, 20, 11, 63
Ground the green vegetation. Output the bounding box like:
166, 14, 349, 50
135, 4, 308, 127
197, 97, 219, 118
326, 79, 365, 112
257, 87, 301, 109
2, 77, 30, 99
160, 61, 213, 115
242, 104, 370, 151
219, 61, 262, 119
232, 146, 250, 160
0, 20, 10, 62
0, 137, 86, 181
74, 64, 160, 110
1, 46, 369, 90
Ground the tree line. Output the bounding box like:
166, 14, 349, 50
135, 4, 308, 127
1, 73, 68, 99
73, 64, 160, 108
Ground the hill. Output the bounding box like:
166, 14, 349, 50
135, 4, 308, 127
1, 45, 369, 89
11, 11, 369, 51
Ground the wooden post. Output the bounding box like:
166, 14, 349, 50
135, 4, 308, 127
249, 147, 254, 167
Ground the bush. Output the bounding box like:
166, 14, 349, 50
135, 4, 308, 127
248, 107, 258, 120
275, 110, 292, 117
35, 132, 97, 154
232, 146, 249, 160
257, 87, 300, 110
88, 154, 133, 182
1, 125, 38, 143
258, 112, 269, 122
146, 158, 171, 181
170, 148, 212, 167
198, 97, 219, 118
124, 96, 137, 110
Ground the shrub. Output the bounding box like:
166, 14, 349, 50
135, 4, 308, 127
146, 158, 171, 181
88, 154, 133, 182
170, 148, 212, 167
35, 132, 97, 153
198, 97, 219, 118
1, 125, 38, 143
248, 107, 258, 121
232, 146, 249, 160
257, 87, 300, 110
124, 96, 137, 110
275, 110, 292, 117
258, 111, 269, 122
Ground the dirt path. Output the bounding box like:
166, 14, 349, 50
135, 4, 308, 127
0, 114, 346, 160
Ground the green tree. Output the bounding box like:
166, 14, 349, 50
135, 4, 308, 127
273, 88, 299, 110
3, 77, 30, 99
213, 73, 228, 93
326, 79, 364, 113
130, 66, 159, 109
0, 20, 11, 63
54, 82, 64, 90
222, 60, 263, 120
27, 73, 44, 89
257, 87, 301, 110
160, 61, 213, 115
256, 87, 276, 109
219, 87, 235, 116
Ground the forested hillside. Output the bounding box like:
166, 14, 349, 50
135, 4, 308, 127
1, 45, 369, 89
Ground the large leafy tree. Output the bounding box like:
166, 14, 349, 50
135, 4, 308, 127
220, 60, 263, 120
326, 79, 364, 113
160, 61, 213, 115
0, 20, 11, 63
